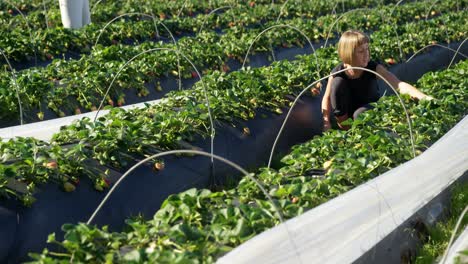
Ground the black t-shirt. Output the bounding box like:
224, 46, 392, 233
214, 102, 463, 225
331, 60, 381, 109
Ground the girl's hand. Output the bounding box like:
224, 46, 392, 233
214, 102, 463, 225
420, 95, 435, 101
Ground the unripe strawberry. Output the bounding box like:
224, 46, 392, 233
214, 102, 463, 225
63, 182, 76, 192
94, 183, 104, 192
37, 111, 44, 120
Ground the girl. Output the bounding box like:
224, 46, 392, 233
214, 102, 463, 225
321, 30, 433, 130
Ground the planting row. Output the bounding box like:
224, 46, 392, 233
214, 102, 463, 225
0, 0, 401, 64
1, 4, 464, 124
28, 59, 468, 263
0, 8, 466, 204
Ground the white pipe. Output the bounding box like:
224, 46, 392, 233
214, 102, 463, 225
59, 0, 91, 29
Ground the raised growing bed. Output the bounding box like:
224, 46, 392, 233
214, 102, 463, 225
1, 0, 463, 126
21, 58, 467, 263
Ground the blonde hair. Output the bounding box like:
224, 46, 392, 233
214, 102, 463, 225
337, 30, 369, 65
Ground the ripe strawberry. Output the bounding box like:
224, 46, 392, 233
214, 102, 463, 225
117, 98, 125, 106
159, 12, 166, 20
310, 87, 320, 96
249, 1, 255, 7
45, 161, 58, 169
191, 71, 198, 78
154, 162, 165, 171
222, 64, 229, 73
385, 58, 396, 65
63, 182, 76, 192
103, 178, 111, 188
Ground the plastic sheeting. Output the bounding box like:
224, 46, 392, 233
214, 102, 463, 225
218, 116, 468, 264
0, 97, 322, 263
0, 99, 162, 142
445, 225, 468, 264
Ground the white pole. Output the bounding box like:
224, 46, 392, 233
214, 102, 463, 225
59, 0, 91, 29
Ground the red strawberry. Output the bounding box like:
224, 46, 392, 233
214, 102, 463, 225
191, 71, 198, 78
103, 178, 111, 188
249, 1, 255, 7
117, 98, 125, 106
45, 161, 58, 169
385, 58, 396, 65
311, 87, 320, 96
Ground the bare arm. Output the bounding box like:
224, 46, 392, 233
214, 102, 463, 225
321, 76, 333, 131
376, 65, 433, 100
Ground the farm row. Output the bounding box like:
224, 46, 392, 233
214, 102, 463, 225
1, 6, 466, 205
28, 58, 468, 263
1, 0, 401, 63
1, 0, 465, 124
